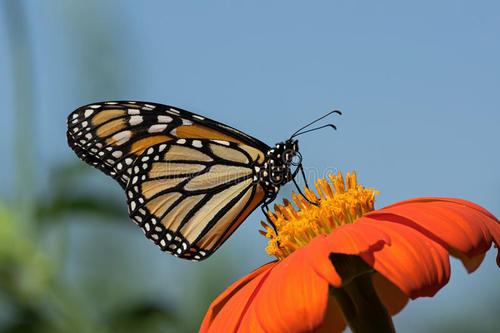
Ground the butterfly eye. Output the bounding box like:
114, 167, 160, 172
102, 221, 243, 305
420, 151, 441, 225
290, 151, 302, 166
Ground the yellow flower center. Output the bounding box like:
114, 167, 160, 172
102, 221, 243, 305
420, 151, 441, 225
261, 171, 378, 260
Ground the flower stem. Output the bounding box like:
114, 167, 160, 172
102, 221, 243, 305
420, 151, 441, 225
329, 254, 395, 333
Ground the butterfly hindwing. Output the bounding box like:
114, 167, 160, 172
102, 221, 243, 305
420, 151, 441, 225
66, 101, 269, 189
125, 139, 266, 260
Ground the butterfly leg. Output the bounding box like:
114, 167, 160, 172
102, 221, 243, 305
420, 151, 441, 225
261, 199, 279, 234
299, 164, 310, 189
292, 169, 319, 206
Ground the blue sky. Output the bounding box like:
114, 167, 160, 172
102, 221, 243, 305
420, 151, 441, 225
1, 1, 499, 331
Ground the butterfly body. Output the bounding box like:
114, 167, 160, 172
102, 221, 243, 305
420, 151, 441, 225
67, 101, 299, 260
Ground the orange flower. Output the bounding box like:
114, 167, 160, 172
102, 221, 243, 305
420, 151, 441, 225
200, 172, 500, 333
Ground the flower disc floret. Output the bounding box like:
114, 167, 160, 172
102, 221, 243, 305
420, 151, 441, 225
262, 171, 379, 260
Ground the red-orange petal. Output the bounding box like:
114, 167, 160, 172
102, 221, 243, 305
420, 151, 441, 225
385, 197, 499, 223
368, 197, 500, 268
303, 222, 390, 287
359, 219, 451, 299
248, 247, 332, 332
201, 250, 346, 333
200, 262, 275, 333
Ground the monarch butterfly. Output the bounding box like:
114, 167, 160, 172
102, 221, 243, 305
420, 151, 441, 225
67, 101, 340, 261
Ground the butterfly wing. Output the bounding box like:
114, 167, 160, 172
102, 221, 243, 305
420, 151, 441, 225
67, 101, 271, 260
126, 139, 266, 260
66, 101, 268, 189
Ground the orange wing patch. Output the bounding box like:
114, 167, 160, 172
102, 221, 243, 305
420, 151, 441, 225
91, 109, 126, 126
175, 124, 247, 145
96, 118, 127, 137
130, 135, 173, 155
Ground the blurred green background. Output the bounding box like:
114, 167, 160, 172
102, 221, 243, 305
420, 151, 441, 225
1, 1, 499, 332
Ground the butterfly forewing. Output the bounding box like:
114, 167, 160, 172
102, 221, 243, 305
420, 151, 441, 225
126, 139, 266, 260
66, 101, 269, 189
66, 101, 271, 260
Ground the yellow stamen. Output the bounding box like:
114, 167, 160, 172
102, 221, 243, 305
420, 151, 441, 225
260, 171, 378, 260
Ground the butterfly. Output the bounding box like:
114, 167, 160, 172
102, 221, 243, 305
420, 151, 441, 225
66, 101, 340, 261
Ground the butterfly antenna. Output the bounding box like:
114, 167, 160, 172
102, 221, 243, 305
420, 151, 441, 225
290, 110, 342, 138
292, 124, 337, 137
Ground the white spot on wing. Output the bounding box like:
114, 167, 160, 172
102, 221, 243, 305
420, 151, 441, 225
112, 151, 123, 158
84, 109, 94, 118
129, 115, 143, 126
112, 131, 132, 145
148, 124, 167, 133
182, 119, 193, 126
213, 140, 230, 146
158, 115, 173, 123
192, 140, 202, 148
